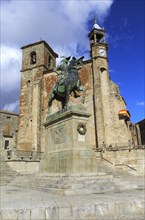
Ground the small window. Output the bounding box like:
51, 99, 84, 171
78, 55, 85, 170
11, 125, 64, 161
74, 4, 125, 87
30, 51, 36, 64
6, 116, 11, 119
5, 140, 9, 149
100, 67, 107, 73
5, 124, 11, 135
48, 55, 52, 68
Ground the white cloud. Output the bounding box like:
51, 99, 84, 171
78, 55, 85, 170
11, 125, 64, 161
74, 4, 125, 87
1, 44, 21, 92
3, 100, 19, 112
136, 102, 145, 106
1, 0, 114, 111
1, 0, 114, 52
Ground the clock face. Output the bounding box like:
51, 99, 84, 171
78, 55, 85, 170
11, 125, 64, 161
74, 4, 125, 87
99, 48, 106, 57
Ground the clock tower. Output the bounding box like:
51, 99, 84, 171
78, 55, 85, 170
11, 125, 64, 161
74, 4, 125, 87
89, 19, 113, 147
88, 19, 139, 148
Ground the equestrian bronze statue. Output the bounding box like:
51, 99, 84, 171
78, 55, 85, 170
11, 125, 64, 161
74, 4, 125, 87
48, 56, 85, 114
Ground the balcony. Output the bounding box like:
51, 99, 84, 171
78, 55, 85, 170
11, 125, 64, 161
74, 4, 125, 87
118, 110, 131, 120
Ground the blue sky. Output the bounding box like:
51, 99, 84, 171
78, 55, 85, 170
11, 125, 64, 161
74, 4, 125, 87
104, 0, 145, 123
0, 0, 144, 123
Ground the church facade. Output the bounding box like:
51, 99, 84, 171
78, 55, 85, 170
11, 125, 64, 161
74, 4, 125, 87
16, 20, 141, 153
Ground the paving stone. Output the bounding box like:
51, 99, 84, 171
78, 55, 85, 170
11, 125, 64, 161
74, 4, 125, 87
58, 206, 72, 220
18, 209, 31, 220
45, 206, 59, 220
31, 209, 45, 220
0, 209, 18, 220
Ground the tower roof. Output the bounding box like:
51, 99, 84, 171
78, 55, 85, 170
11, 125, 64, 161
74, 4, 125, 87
88, 18, 105, 41
92, 18, 102, 30
21, 40, 58, 58
0, 110, 19, 116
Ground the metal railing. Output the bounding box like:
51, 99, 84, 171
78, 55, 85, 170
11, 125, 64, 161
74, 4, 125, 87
96, 142, 145, 152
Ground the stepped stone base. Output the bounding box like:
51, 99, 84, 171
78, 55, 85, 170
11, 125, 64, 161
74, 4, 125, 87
9, 170, 144, 196
29, 173, 114, 196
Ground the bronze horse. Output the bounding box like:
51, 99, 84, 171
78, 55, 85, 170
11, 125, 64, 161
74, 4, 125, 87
48, 56, 85, 113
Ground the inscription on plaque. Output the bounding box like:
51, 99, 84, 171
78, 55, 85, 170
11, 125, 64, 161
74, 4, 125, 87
52, 126, 65, 145
78, 133, 85, 142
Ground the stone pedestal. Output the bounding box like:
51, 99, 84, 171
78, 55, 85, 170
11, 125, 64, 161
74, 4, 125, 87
40, 105, 97, 173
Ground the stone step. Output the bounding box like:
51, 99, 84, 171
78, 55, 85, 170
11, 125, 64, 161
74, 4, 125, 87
6, 157, 145, 196
9, 171, 142, 196
1, 185, 144, 220
0, 154, 19, 186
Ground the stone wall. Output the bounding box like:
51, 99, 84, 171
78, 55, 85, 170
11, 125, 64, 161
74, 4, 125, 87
97, 148, 145, 175
137, 119, 145, 145
0, 110, 18, 151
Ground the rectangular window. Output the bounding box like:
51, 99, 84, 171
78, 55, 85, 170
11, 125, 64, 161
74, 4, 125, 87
4, 140, 9, 149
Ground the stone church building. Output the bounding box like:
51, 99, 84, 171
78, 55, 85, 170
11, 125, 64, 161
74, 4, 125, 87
15, 20, 141, 154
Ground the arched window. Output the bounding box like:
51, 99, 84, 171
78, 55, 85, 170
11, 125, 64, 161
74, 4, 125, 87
30, 51, 36, 64
100, 67, 107, 73
48, 55, 52, 68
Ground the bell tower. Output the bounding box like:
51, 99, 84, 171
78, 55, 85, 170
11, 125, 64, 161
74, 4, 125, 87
17, 41, 58, 152
89, 19, 141, 148
21, 40, 58, 72
89, 19, 112, 147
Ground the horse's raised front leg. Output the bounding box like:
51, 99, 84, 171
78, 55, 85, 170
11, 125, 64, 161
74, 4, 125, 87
48, 98, 52, 115
76, 80, 85, 104
63, 86, 70, 112
48, 87, 55, 114
79, 85, 86, 103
